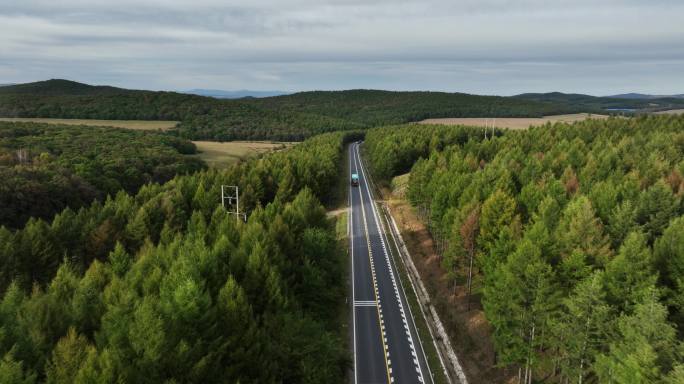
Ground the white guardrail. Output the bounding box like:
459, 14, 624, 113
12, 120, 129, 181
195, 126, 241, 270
383, 206, 468, 384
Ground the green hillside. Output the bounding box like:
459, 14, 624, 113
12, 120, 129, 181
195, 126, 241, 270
0, 122, 204, 228
251, 89, 580, 124
8, 80, 682, 142
514, 92, 684, 112
0, 79, 124, 96
1, 80, 586, 141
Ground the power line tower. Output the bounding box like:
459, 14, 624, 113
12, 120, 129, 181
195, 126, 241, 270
484, 118, 496, 140
221, 185, 247, 222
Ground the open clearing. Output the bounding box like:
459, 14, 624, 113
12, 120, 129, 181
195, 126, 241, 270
192, 141, 294, 168
0, 117, 178, 130
418, 113, 608, 130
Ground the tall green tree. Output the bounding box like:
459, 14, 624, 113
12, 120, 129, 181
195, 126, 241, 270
45, 328, 94, 384
551, 272, 610, 384
603, 231, 657, 311
0, 352, 36, 384
482, 238, 558, 382
654, 217, 684, 324
594, 288, 676, 383
479, 189, 517, 254
555, 196, 612, 266
636, 181, 680, 243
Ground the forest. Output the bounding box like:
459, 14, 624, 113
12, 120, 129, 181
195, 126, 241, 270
0, 130, 362, 383
0, 122, 204, 229
1, 80, 591, 141
365, 115, 684, 383
4, 78, 684, 384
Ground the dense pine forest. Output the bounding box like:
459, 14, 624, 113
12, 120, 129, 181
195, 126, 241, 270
0, 130, 361, 383
0, 122, 204, 228
365, 115, 684, 383
4, 78, 684, 384
0, 80, 591, 141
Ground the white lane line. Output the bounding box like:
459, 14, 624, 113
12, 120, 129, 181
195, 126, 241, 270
354, 145, 428, 384
384, 206, 448, 384
354, 301, 378, 307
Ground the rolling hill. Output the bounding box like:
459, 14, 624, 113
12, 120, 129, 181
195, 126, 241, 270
514, 92, 684, 111
608, 93, 684, 100
185, 89, 289, 98
0, 79, 647, 141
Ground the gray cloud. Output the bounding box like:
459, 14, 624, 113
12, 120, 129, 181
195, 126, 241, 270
0, 0, 683, 94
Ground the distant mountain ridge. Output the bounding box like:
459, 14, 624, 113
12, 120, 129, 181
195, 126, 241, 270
514, 91, 684, 111
0, 79, 126, 95
185, 89, 289, 99
607, 93, 684, 99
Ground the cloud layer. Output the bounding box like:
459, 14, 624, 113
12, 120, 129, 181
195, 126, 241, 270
1, 0, 683, 94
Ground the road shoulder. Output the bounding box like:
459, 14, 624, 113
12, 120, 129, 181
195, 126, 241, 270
381, 187, 516, 383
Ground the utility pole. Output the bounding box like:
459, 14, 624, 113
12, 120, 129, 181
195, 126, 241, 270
17, 148, 28, 164
221, 185, 246, 222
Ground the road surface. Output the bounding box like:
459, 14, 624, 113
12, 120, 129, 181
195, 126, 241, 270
349, 142, 433, 384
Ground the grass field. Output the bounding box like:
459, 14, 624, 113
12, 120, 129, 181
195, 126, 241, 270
656, 109, 684, 115
192, 141, 294, 168
418, 113, 609, 129
0, 117, 178, 130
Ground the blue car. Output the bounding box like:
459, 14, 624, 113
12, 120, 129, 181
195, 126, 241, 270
351, 173, 359, 186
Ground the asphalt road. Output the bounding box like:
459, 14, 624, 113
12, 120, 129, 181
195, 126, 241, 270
349, 143, 433, 384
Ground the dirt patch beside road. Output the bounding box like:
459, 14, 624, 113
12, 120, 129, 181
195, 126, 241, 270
381, 182, 516, 384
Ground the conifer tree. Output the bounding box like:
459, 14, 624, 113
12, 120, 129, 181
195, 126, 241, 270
0, 352, 36, 384
636, 180, 680, 242
555, 196, 612, 266
594, 288, 676, 383
654, 217, 684, 323
479, 189, 516, 254
45, 327, 93, 384
603, 231, 657, 311
551, 272, 610, 383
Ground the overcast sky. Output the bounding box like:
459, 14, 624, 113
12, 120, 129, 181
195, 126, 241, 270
1, 0, 682, 95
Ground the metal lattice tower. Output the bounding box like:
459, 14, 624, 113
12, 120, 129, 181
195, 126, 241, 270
221, 185, 247, 222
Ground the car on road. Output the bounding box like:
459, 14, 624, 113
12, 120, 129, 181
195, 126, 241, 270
351, 173, 359, 186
